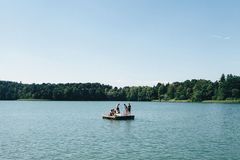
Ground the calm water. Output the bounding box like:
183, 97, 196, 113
1, 101, 240, 160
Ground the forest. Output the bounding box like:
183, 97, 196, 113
0, 74, 240, 102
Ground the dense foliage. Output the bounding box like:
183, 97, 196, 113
0, 74, 240, 102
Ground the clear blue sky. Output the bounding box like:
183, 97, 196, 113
0, 0, 239, 87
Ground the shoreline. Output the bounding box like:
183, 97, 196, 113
0, 99, 238, 104
202, 100, 240, 104
153, 99, 240, 104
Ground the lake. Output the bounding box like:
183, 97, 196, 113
0, 101, 240, 160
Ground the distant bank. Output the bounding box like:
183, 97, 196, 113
4, 99, 240, 104
0, 74, 240, 102
153, 99, 240, 104
1, 99, 238, 104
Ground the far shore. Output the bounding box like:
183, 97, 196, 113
17, 99, 52, 101
152, 99, 240, 104
0, 99, 237, 104
202, 100, 240, 104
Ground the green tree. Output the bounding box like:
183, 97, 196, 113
167, 84, 175, 100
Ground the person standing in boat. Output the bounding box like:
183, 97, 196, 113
128, 103, 131, 114
124, 104, 128, 115
116, 104, 120, 114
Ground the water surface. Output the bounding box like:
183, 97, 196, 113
0, 101, 240, 160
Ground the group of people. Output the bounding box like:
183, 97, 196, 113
109, 103, 131, 116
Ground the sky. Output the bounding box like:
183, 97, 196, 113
0, 0, 239, 87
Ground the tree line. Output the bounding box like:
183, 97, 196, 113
0, 74, 239, 102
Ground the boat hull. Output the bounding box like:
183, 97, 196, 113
102, 115, 135, 120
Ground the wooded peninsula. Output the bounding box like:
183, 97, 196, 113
0, 74, 239, 102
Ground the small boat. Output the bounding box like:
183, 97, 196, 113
102, 114, 135, 120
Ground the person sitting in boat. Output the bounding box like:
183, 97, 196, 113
109, 109, 116, 116
109, 109, 113, 116
124, 104, 128, 115
128, 103, 131, 114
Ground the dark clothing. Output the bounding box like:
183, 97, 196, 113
116, 106, 120, 113
128, 104, 131, 113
